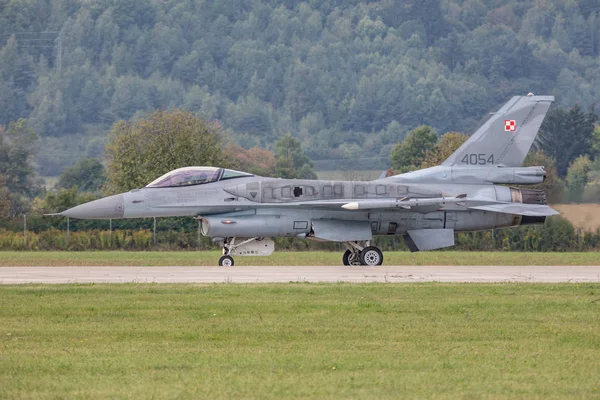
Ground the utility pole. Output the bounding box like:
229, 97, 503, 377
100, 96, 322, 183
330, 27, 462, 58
55, 35, 62, 75
197, 220, 201, 249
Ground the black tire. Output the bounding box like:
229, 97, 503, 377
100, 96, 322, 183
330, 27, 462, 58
343, 249, 362, 266
218, 255, 234, 267
360, 246, 383, 266
342, 250, 351, 265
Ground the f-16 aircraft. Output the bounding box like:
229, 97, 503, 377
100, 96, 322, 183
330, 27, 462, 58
56, 94, 558, 266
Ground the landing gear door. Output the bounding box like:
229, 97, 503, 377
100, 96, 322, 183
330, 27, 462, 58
312, 219, 373, 242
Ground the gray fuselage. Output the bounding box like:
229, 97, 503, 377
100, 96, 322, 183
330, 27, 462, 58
115, 176, 522, 238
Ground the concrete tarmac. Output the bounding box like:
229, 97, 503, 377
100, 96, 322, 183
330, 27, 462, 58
1, 265, 600, 284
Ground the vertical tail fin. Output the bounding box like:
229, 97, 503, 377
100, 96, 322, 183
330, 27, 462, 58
442, 95, 554, 167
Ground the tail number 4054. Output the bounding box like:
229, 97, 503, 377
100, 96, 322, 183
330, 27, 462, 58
461, 154, 494, 165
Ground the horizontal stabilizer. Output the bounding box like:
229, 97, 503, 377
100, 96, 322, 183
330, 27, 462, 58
468, 203, 559, 217
404, 229, 455, 252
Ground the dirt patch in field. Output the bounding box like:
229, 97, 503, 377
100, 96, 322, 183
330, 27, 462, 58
554, 204, 600, 231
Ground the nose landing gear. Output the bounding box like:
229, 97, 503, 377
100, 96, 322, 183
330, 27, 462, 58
342, 242, 383, 266
218, 255, 234, 266
218, 237, 275, 266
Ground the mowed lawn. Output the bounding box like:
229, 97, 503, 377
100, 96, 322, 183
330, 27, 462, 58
1, 251, 600, 266
0, 284, 599, 399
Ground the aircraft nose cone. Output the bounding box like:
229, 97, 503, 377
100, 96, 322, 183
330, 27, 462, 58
61, 194, 125, 220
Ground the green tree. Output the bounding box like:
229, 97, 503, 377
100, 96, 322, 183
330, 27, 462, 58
104, 110, 233, 193
592, 125, 600, 157
57, 158, 107, 192
523, 151, 564, 203
227, 95, 275, 145
0, 119, 38, 196
405, 0, 448, 45
566, 155, 592, 203
28, 85, 68, 137
110, 76, 154, 120
0, 174, 12, 219
224, 144, 276, 177
41, 188, 98, 214
421, 132, 469, 168
390, 125, 437, 172
273, 133, 316, 179
0, 36, 34, 125
537, 105, 596, 177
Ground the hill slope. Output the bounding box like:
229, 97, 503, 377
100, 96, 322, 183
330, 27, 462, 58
1, 0, 599, 173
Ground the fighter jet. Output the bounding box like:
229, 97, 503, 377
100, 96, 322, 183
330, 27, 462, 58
56, 94, 558, 266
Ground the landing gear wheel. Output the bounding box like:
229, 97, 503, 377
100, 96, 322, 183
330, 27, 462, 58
343, 250, 351, 265
360, 246, 383, 266
343, 250, 362, 266
218, 255, 234, 267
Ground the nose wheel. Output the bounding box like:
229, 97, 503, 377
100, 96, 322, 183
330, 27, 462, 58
218, 255, 234, 267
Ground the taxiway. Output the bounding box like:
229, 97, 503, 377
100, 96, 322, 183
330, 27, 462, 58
1, 265, 599, 284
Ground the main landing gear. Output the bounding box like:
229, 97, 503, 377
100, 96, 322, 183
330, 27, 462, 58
342, 242, 384, 266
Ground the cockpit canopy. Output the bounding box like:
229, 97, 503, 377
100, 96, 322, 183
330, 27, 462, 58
146, 167, 253, 188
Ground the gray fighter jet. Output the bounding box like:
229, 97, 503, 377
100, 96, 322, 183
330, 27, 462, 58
56, 94, 558, 266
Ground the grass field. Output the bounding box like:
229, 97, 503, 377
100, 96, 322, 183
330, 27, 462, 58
554, 204, 600, 232
0, 251, 599, 267
0, 283, 599, 399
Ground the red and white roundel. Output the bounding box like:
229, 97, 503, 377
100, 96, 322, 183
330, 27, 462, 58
504, 120, 516, 132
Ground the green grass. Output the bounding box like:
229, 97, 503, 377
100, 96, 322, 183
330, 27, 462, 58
1, 284, 599, 399
0, 251, 600, 266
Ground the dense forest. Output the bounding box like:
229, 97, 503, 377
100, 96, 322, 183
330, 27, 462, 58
2, 0, 600, 174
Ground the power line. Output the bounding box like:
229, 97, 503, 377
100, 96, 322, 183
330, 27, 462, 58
1, 31, 62, 74
0, 31, 59, 34
56, 36, 62, 74
16, 45, 55, 48
9, 38, 55, 41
